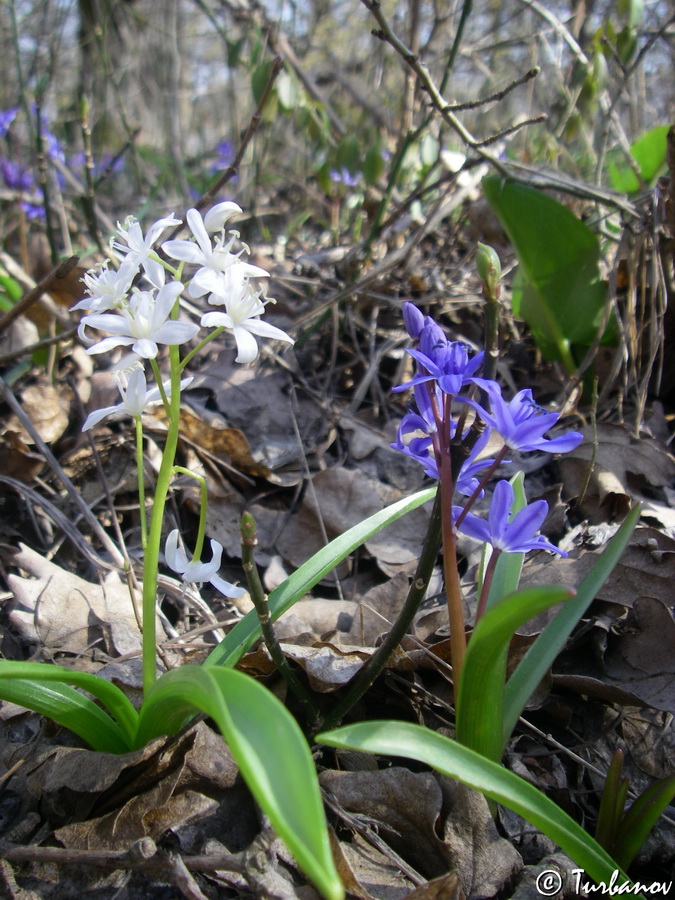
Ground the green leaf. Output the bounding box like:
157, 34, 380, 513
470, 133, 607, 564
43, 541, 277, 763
0, 677, 131, 754
482, 177, 608, 370
607, 125, 669, 193
138, 667, 344, 900
317, 722, 642, 897
0, 659, 139, 748
205, 487, 437, 668
503, 504, 641, 744
612, 772, 675, 870
251, 59, 273, 105
456, 585, 571, 762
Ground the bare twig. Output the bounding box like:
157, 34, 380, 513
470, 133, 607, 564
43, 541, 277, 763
0, 256, 79, 334
360, 0, 509, 174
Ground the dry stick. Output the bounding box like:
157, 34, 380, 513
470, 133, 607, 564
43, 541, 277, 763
0, 380, 125, 568
0, 255, 79, 334
240, 512, 319, 723
0, 838, 246, 878
0, 325, 78, 366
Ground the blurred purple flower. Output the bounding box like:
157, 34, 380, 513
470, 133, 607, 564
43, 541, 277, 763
329, 167, 360, 187
0, 107, 18, 138
454, 479, 566, 555
1, 158, 34, 192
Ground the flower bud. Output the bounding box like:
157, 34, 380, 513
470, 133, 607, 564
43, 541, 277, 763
476, 242, 502, 297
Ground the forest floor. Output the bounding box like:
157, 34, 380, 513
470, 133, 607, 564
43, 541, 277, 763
0, 191, 674, 899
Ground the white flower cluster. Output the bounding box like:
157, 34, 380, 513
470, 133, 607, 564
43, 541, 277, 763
75, 201, 293, 367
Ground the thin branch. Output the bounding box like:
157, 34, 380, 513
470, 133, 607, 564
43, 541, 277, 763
360, 0, 509, 175
0, 255, 79, 333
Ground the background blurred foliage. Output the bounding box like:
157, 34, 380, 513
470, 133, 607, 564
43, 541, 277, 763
0, 0, 673, 232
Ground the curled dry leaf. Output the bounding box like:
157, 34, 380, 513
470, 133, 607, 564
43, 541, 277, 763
7, 544, 167, 657
559, 422, 675, 522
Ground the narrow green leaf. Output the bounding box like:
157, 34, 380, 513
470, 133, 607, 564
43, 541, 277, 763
138, 667, 344, 900
205, 487, 437, 668
317, 722, 642, 897
0, 659, 139, 748
612, 773, 675, 870
595, 749, 628, 851
503, 504, 641, 744
456, 585, 571, 762
482, 178, 608, 369
0, 678, 130, 753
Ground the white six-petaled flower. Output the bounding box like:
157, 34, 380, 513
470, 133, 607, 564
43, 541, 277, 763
113, 212, 181, 287
165, 529, 246, 598
81, 366, 193, 431
79, 280, 199, 359
162, 207, 268, 299
201, 275, 294, 364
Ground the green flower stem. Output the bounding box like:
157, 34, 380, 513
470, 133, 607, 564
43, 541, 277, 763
141, 344, 182, 694
150, 357, 170, 415
240, 512, 319, 723
318, 491, 442, 733
179, 326, 225, 372
135, 416, 148, 549
173, 467, 207, 559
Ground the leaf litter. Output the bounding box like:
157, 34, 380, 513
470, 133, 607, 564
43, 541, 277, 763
1, 218, 675, 898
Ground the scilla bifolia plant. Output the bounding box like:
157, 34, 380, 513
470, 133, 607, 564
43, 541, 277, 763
0, 202, 364, 900
319, 249, 652, 894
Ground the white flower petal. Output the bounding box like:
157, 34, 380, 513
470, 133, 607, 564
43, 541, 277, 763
242, 319, 294, 343
131, 338, 159, 358
86, 335, 135, 355
210, 574, 247, 599
82, 404, 122, 431
162, 239, 205, 265
203, 202, 242, 233
232, 326, 260, 364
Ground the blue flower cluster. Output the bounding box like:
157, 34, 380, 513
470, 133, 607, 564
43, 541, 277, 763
393, 301, 583, 556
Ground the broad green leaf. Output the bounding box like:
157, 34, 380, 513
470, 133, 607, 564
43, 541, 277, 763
482, 177, 608, 370
456, 585, 571, 762
503, 504, 641, 744
317, 722, 642, 897
138, 667, 344, 900
0, 677, 130, 753
205, 487, 437, 668
0, 659, 139, 748
608, 125, 669, 193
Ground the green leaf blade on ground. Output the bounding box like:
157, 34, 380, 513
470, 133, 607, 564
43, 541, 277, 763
138, 666, 344, 900
317, 721, 642, 898
205, 486, 437, 669
0, 676, 131, 754
0, 659, 139, 750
